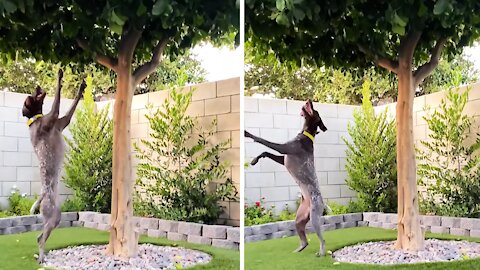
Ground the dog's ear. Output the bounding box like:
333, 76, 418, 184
318, 118, 327, 132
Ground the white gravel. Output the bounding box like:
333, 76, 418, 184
42, 244, 212, 270
333, 239, 480, 265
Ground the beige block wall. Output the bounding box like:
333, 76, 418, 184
99, 78, 240, 226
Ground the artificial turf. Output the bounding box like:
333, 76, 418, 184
245, 227, 480, 270
0, 227, 239, 270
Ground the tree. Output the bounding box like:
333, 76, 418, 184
246, 0, 480, 251
0, 0, 238, 257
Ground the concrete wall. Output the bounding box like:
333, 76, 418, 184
244, 97, 357, 214
0, 91, 77, 207
0, 78, 240, 225
97, 78, 240, 225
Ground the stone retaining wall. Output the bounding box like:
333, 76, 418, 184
0, 212, 80, 235
0, 212, 239, 250
78, 212, 239, 250
245, 212, 480, 242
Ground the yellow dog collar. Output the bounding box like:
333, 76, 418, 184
27, 114, 43, 126
303, 130, 315, 142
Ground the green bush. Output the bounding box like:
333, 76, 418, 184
8, 188, 36, 216
244, 199, 276, 226
417, 83, 480, 218
134, 87, 237, 224
343, 80, 397, 213
63, 76, 113, 213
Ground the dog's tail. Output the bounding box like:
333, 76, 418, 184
30, 194, 44, 215
325, 203, 332, 214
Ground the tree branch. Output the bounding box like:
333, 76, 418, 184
413, 38, 447, 86
76, 38, 118, 71
358, 44, 399, 73
133, 37, 170, 86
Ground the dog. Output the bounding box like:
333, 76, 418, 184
23, 69, 86, 263
245, 99, 328, 256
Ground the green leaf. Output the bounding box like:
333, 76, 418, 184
434, 0, 449, 15
392, 24, 405, 35
276, 0, 285, 11
136, 1, 147, 16
276, 12, 289, 26
392, 13, 408, 27
292, 8, 305, 20
110, 22, 123, 35
111, 10, 126, 26
152, 0, 170, 16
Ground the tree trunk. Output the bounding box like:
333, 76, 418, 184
394, 63, 424, 251
106, 63, 138, 257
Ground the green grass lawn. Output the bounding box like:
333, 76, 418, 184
245, 227, 480, 270
0, 227, 239, 270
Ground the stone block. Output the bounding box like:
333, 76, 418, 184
369, 221, 382, 228
337, 221, 356, 229
158, 220, 178, 232
277, 221, 296, 231
441, 216, 460, 228
430, 226, 449, 234
72, 221, 84, 227
58, 221, 72, 228
83, 222, 98, 229
421, 215, 441, 226
178, 222, 202, 236
460, 218, 480, 230
167, 232, 187, 242
343, 213, 362, 223
61, 212, 78, 222
78, 212, 96, 222
227, 227, 240, 242
271, 230, 294, 239
381, 223, 396, 230
188, 235, 212, 245
212, 239, 239, 250
320, 224, 336, 231
147, 229, 167, 238
244, 227, 253, 236
245, 234, 267, 243
362, 212, 379, 222
97, 223, 110, 231
203, 225, 229, 239
30, 224, 43, 231
469, 230, 480, 238
250, 223, 278, 236
11, 215, 37, 226
139, 217, 159, 230
0, 218, 13, 229
357, 221, 368, 227
324, 215, 343, 225
4, 226, 27, 234
450, 228, 468, 236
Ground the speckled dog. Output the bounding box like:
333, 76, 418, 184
245, 99, 328, 256
23, 69, 85, 263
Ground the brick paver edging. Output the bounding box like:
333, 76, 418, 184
0, 212, 239, 250
245, 212, 480, 242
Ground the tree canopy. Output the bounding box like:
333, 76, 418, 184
0, 0, 238, 67
246, 0, 480, 70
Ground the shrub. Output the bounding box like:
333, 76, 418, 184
344, 80, 397, 213
8, 188, 36, 216
134, 87, 237, 224
244, 199, 275, 226
417, 84, 480, 217
63, 76, 113, 213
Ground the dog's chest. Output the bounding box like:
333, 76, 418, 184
30, 127, 65, 176
285, 155, 317, 184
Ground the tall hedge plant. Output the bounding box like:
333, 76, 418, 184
344, 80, 397, 213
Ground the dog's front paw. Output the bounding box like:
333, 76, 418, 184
244, 130, 253, 138
250, 157, 260, 166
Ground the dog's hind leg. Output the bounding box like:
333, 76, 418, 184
251, 152, 284, 166
37, 208, 61, 263
310, 194, 326, 256
293, 198, 310, 253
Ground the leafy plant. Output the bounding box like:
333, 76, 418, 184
244, 199, 276, 226
417, 82, 480, 218
6, 187, 36, 216
63, 76, 113, 213
134, 87, 237, 224
344, 80, 397, 213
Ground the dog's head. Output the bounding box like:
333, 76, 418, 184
301, 99, 327, 133
22, 86, 46, 118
